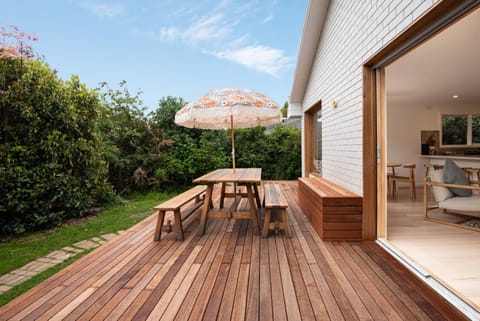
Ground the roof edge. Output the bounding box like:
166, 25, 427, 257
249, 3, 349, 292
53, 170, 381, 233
289, 0, 330, 104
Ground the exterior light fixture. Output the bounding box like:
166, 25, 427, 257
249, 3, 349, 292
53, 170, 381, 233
329, 100, 337, 108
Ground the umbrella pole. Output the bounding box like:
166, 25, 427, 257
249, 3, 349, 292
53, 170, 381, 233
231, 114, 236, 173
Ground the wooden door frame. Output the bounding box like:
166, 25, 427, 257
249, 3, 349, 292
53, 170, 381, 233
304, 101, 322, 176
362, 0, 479, 240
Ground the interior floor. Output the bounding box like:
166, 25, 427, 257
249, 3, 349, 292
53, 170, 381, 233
387, 187, 480, 312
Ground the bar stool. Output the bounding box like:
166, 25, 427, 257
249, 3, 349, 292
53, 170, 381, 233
389, 163, 416, 200
464, 168, 480, 186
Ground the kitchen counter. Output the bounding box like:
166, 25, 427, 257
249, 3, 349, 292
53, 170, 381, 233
422, 155, 480, 168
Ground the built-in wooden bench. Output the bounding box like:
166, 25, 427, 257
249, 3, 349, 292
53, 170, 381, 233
298, 177, 362, 241
153, 185, 206, 241
262, 183, 291, 238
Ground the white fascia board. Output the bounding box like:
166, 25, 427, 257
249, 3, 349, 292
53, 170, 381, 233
289, 0, 330, 104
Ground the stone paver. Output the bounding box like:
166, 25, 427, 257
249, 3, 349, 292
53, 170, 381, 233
62, 246, 83, 254
0, 273, 29, 286
0, 285, 11, 295
45, 250, 75, 261
72, 240, 99, 250
0, 232, 121, 294
22, 260, 55, 273
101, 233, 118, 241
11, 269, 37, 277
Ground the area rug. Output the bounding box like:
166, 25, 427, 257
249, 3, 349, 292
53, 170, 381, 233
461, 218, 480, 229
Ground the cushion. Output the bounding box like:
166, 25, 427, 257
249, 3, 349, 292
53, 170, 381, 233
439, 196, 480, 216
443, 159, 472, 197
429, 169, 453, 202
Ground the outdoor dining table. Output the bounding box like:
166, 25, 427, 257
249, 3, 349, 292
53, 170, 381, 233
193, 168, 262, 235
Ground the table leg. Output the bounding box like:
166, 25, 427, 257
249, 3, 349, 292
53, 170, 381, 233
253, 184, 261, 208
220, 182, 226, 208
199, 183, 214, 235
247, 184, 260, 234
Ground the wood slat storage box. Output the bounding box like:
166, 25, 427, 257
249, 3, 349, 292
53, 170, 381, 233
298, 177, 363, 240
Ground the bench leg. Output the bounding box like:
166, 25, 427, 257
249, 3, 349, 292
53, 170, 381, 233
154, 210, 166, 241
262, 208, 271, 238
282, 209, 292, 238
173, 209, 184, 241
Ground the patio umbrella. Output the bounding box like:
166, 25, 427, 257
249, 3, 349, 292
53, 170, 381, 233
175, 88, 282, 172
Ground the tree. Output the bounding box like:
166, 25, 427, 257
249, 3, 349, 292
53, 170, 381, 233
0, 58, 113, 235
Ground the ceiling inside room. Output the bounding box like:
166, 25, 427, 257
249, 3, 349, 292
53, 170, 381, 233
386, 7, 480, 108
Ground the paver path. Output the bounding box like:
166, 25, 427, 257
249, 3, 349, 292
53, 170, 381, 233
0, 232, 122, 295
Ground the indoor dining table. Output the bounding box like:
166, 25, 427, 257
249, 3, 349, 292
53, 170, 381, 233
193, 168, 262, 235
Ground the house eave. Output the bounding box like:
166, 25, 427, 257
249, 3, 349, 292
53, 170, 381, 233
289, 0, 330, 105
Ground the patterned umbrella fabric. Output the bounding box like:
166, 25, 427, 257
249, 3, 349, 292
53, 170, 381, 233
175, 88, 282, 129
174, 88, 282, 171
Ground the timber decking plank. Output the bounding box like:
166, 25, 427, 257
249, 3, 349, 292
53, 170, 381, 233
282, 235, 316, 321
302, 220, 359, 320
29, 230, 155, 321
189, 221, 241, 321
217, 244, 244, 320
351, 243, 433, 321
159, 263, 202, 321
259, 237, 273, 321
171, 219, 226, 321
336, 243, 404, 321
268, 236, 288, 321
231, 263, 250, 321
245, 225, 260, 321
286, 203, 330, 321
326, 242, 387, 321
363, 242, 470, 321
275, 236, 302, 321
0, 181, 471, 321
118, 289, 153, 321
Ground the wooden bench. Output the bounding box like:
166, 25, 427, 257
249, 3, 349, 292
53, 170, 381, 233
298, 177, 362, 241
153, 185, 207, 241
262, 183, 291, 238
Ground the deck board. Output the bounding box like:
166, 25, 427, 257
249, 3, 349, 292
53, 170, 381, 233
0, 181, 470, 321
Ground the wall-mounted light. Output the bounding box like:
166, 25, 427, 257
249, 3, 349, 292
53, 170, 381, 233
452, 95, 459, 99
329, 100, 337, 108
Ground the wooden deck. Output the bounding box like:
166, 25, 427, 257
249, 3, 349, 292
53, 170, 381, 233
0, 181, 468, 321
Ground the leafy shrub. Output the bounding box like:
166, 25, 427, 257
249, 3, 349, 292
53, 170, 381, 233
0, 59, 113, 235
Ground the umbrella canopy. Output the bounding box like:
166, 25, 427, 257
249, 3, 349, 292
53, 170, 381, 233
175, 88, 282, 171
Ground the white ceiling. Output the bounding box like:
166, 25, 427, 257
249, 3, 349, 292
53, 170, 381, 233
386, 8, 480, 108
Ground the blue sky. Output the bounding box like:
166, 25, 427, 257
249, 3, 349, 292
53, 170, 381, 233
1, 1, 307, 111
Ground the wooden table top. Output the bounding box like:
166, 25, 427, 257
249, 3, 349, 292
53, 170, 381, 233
193, 168, 262, 184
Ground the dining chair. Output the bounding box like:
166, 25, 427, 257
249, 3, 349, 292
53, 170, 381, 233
389, 163, 416, 200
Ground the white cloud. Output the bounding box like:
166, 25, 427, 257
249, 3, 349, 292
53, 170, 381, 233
261, 14, 273, 24
159, 27, 180, 42
80, 2, 125, 19
182, 14, 233, 44
211, 45, 294, 77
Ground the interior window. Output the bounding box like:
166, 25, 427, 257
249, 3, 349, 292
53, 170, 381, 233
441, 113, 480, 146
441, 114, 467, 145
472, 115, 480, 144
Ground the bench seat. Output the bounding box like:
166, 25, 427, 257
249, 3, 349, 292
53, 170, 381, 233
298, 177, 362, 241
262, 183, 291, 238
153, 185, 206, 241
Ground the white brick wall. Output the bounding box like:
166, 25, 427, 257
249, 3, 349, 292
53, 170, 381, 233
301, 0, 438, 195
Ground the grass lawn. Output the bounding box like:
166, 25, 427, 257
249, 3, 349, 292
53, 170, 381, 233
0, 190, 177, 276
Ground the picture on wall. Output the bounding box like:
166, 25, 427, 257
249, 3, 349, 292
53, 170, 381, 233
421, 130, 439, 155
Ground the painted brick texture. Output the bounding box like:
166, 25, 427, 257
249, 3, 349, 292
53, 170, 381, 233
302, 0, 439, 195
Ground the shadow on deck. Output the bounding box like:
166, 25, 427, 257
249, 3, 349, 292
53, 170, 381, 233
0, 181, 468, 320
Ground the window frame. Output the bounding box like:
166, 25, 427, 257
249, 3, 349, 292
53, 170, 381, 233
440, 112, 480, 147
